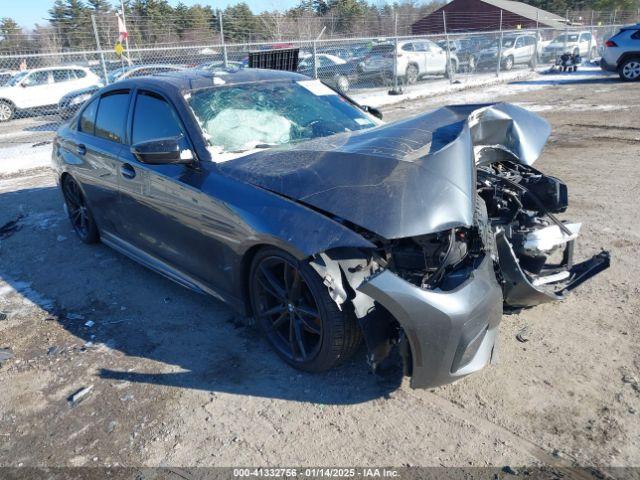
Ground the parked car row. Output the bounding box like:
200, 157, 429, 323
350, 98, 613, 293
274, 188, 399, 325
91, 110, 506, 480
0, 25, 635, 124
0, 66, 101, 122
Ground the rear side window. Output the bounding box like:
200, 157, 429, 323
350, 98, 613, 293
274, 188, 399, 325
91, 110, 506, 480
95, 91, 129, 143
53, 70, 72, 82
131, 91, 183, 145
79, 98, 99, 134
371, 45, 394, 55
632, 30, 640, 40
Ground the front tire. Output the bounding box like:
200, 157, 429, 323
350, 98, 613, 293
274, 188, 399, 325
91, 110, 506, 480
249, 247, 361, 372
0, 100, 14, 122
619, 57, 640, 81
61, 176, 99, 244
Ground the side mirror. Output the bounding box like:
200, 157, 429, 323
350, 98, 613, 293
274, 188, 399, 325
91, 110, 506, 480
131, 137, 194, 165
362, 105, 383, 120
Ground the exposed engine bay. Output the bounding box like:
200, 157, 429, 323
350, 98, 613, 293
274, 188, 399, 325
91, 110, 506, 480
476, 159, 609, 309
301, 103, 610, 384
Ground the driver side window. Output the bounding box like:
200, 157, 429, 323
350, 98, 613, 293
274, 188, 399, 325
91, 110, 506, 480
131, 91, 184, 146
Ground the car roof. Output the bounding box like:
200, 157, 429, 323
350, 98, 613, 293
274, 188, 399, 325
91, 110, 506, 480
104, 68, 310, 93
28, 65, 89, 72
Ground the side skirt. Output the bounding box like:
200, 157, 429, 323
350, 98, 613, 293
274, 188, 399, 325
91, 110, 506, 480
100, 231, 244, 310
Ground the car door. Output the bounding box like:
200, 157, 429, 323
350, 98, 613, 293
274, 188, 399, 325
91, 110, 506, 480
16, 70, 52, 108
116, 88, 230, 291
426, 41, 447, 73
51, 69, 80, 103
513, 37, 526, 63
73, 68, 97, 89
62, 93, 127, 234
413, 42, 430, 74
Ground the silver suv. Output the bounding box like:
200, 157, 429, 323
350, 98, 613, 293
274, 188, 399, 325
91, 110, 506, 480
601, 23, 640, 81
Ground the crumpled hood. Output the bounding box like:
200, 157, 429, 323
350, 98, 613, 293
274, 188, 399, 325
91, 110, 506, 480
218, 102, 550, 240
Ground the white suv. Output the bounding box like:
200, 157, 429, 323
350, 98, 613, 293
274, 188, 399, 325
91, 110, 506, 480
600, 23, 640, 81
359, 40, 459, 84
0, 66, 101, 122
542, 31, 598, 62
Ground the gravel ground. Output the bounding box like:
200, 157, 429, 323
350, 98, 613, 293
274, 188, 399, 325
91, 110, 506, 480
0, 72, 638, 474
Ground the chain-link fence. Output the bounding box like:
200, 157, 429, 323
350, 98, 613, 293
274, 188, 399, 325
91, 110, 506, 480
0, 9, 638, 148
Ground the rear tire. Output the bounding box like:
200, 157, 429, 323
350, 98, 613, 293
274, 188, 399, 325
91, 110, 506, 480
444, 60, 458, 78
502, 55, 514, 71
61, 176, 99, 244
0, 100, 14, 122
249, 247, 361, 373
405, 64, 419, 84
619, 57, 640, 81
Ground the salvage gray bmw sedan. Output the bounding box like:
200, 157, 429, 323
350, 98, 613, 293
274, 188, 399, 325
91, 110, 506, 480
52, 69, 609, 388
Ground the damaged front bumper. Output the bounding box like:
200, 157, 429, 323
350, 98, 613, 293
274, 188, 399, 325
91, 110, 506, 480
359, 255, 502, 389
496, 231, 611, 308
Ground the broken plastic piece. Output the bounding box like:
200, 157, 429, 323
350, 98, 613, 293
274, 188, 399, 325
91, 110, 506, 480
523, 223, 581, 254
67, 385, 93, 406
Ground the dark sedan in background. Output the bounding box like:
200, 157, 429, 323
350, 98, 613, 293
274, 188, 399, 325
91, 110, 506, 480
296, 53, 359, 93
52, 69, 608, 388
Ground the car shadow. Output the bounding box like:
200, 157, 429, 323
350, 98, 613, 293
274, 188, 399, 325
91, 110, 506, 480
0, 185, 403, 405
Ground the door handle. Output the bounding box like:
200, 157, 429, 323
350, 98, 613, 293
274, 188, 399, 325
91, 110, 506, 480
76, 144, 86, 156
120, 163, 136, 179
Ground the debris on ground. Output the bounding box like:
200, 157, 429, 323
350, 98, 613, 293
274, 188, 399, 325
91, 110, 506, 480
66, 313, 85, 321
56, 235, 67, 242
0, 214, 24, 240
502, 465, 519, 475
0, 348, 15, 364
47, 346, 60, 356
67, 385, 94, 406
0, 312, 7, 321
84, 320, 95, 328
516, 326, 530, 343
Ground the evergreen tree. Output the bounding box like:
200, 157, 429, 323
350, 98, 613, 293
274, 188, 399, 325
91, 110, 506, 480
223, 3, 261, 42
0, 17, 24, 52
87, 0, 112, 13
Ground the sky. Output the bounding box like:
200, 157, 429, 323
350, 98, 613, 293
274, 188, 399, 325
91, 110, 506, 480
7, 0, 303, 28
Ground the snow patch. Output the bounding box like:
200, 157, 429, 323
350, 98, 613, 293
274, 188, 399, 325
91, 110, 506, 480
0, 143, 52, 175
351, 66, 614, 109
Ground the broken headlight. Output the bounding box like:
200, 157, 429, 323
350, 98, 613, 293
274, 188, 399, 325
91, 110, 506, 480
385, 227, 485, 291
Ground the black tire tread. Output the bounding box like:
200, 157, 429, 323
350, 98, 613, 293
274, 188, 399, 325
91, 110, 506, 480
62, 176, 100, 244
249, 247, 362, 372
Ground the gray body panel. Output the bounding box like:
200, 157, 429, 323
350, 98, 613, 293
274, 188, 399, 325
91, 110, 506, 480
51, 70, 601, 389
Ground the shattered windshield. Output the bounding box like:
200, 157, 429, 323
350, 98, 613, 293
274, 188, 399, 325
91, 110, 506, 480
187, 80, 379, 158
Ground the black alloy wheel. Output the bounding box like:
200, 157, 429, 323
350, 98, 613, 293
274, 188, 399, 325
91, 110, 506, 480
249, 247, 361, 372
61, 176, 99, 243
